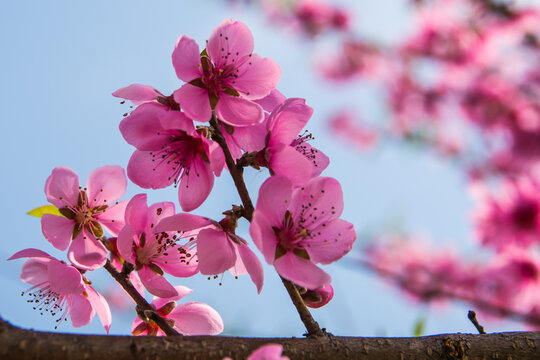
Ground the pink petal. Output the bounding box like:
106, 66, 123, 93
236, 243, 264, 294
116, 224, 137, 265
254, 89, 287, 113
152, 285, 193, 309
305, 144, 329, 177
119, 103, 170, 151
147, 201, 176, 233
159, 109, 196, 133
235, 54, 281, 100
178, 158, 214, 212
67, 232, 108, 270
127, 150, 176, 189
41, 214, 75, 251
124, 193, 149, 234
70, 294, 95, 328
207, 19, 254, 68
8, 248, 54, 261
268, 145, 314, 187
138, 266, 179, 298
273, 252, 331, 290
172, 35, 202, 82
250, 211, 279, 264
303, 284, 334, 309
169, 302, 224, 335
208, 141, 225, 176
44, 166, 80, 209
87, 165, 127, 207
290, 177, 344, 230
112, 84, 158, 104
86, 285, 112, 334
154, 213, 212, 233
215, 94, 264, 127
230, 123, 267, 153
254, 176, 292, 227
196, 228, 236, 275
304, 219, 356, 265
248, 344, 288, 360
47, 259, 85, 294
268, 98, 313, 146
97, 200, 127, 236
173, 85, 212, 123
20, 259, 50, 287
158, 257, 199, 278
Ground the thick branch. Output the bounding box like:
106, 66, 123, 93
103, 261, 180, 336
2, 318, 540, 360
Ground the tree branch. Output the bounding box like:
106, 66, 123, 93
2, 318, 540, 360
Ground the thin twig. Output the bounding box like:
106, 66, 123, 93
468, 310, 486, 335
209, 113, 324, 337
103, 260, 181, 336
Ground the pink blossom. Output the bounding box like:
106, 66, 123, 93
117, 194, 199, 298
254, 98, 329, 187
113, 84, 161, 105
223, 343, 288, 360
8, 249, 111, 333
172, 19, 281, 126
132, 285, 223, 336
301, 283, 334, 308
250, 176, 356, 289
293, 0, 350, 37
472, 175, 540, 250
41, 166, 127, 270
120, 102, 225, 212
329, 111, 378, 150
155, 211, 264, 293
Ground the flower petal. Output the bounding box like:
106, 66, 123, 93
236, 243, 264, 294
47, 259, 85, 294
254, 89, 287, 113
268, 145, 314, 187
254, 176, 292, 227
41, 214, 74, 251
20, 259, 50, 287
250, 211, 279, 265
304, 219, 356, 265
248, 344, 288, 360
173, 85, 212, 123
207, 19, 254, 67
9, 248, 54, 261
44, 167, 80, 209
152, 285, 193, 310
97, 200, 127, 236
268, 98, 313, 146
138, 266, 179, 298
70, 294, 95, 328
67, 232, 108, 270
172, 35, 202, 82
169, 301, 224, 335
196, 228, 236, 275
235, 54, 281, 100
274, 252, 331, 290
127, 150, 177, 190
112, 84, 158, 104
116, 224, 137, 264
119, 103, 170, 151
86, 286, 112, 334
87, 165, 127, 207
154, 213, 212, 233
178, 158, 214, 212
215, 95, 264, 127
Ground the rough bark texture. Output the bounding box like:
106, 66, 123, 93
3, 318, 540, 360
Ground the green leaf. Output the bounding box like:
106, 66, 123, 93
27, 205, 63, 218
413, 316, 426, 337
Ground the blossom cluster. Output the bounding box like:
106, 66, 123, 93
9, 19, 356, 336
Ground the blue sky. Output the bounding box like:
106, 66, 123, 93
0, 0, 523, 337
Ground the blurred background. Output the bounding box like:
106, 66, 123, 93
1, 0, 538, 337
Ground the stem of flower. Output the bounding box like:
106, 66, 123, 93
209, 113, 324, 337
103, 260, 181, 336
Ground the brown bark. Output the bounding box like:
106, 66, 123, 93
2, 318, 540, 360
